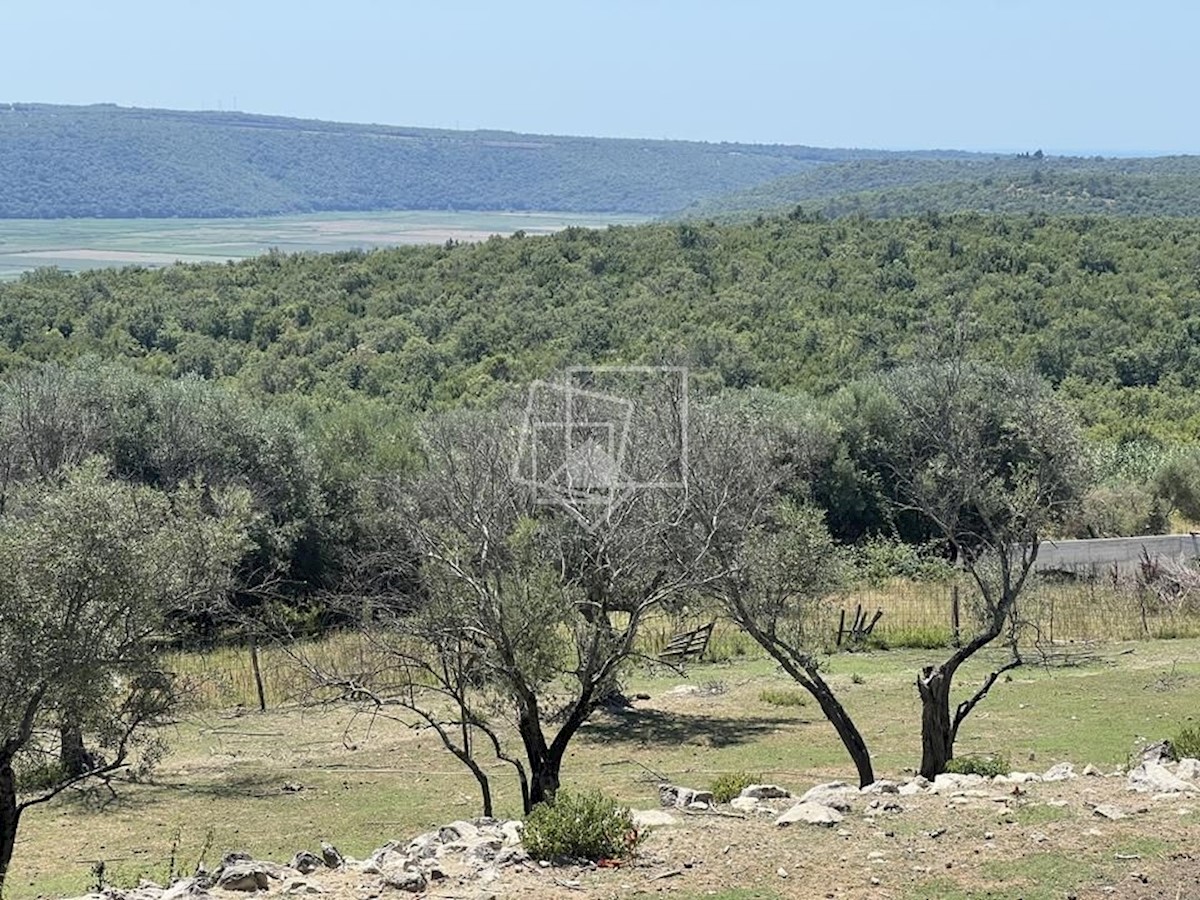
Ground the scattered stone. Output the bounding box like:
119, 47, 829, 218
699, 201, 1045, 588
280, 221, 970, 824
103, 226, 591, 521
380, 866, 427, 893
1177, 758, 1200, 781
1083, 764, 1103, 776
216, 863, 271, 892
899, 776, 930, 796
739, 783, 791, 800
281, 781, 304, 793
288, 852, 323, 875
439, 821, 481, 844
634, 692, 651, 700
667, 685, 701, 696
320, 841, 343, 869
994, 771, 1042, 785
1042, 762, 1076, 782
1138, 739, 1176, 765
777, 867, 788, 878
984, 831, 995, 840
1093, 804, 1129, 820
499, 821, 523, 845
931, 773, 985, 793
659, 783, 712, 808
730, 797, 772, 814
860, 780, 901, 794
798, 782, 855, 811
775, 801, 844, 827
633, 809, 680, 828
1047, 799, 1069, 808
282, 881, 325, 895
161, 878, 206, 900
1127, 761, 1197, 794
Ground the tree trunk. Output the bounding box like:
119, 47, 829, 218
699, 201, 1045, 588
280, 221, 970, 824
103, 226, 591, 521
808, 677, 875, 788
0, 759, 21, 897
463, 757, 493, 818
917, 665, 954, 780
527, 748, 562, 810
59, 721, 88, 778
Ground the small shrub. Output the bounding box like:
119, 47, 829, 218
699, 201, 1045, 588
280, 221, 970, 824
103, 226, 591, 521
945, 754, 1009, 778
14, 758, 65, 793
851, 673, 865, 685
523, 789, 642, 862
759, 687, 808, 708
1174, 725, 1200, 759
710, 771, 761, 803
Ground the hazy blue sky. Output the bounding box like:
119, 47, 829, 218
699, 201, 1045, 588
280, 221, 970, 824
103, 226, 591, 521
2, 1, 1195, 154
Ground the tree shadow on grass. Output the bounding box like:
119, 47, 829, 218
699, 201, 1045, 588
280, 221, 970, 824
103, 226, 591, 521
50, 771, 286, 814
581, 708, 803, 749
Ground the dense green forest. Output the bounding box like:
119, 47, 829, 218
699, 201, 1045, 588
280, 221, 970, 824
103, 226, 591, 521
0, 103, 974, 218
686, 156, 1200, 220
3, 210, 1200, 622
2, 212, 1199, 441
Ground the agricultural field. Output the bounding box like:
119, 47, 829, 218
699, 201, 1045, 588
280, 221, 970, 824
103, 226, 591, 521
8, 629, 1200, 900
0, 211, 648, 280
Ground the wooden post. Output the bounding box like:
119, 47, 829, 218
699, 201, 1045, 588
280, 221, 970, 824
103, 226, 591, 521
837, 608, 846, 646
951, 585, 961, 648
249, 636, 267, 712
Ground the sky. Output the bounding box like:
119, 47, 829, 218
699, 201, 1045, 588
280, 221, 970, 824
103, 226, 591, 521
1, 0, 1196, 155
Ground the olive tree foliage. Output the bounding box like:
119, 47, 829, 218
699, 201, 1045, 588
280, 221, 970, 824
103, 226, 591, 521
0, 360, 325, 603
0, 461, 250, 894
309, 407, 696, 814
877, 362, 1087, 779
684, 394, 876, 787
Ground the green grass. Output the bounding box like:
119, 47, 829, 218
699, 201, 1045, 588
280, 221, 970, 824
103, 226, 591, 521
0, 210, 649, 280
8, 638, 1200, 898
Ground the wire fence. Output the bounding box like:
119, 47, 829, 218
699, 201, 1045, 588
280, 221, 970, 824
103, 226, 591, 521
837, 570, 1200, 648
169, 565, 1200, 711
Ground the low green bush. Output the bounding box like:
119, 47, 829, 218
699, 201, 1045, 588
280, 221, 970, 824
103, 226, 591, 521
758, 687, 808, 708
522, 789, 642, 862
1174, 725, 1200, 759
710, 771, 761, 803
945, 754, 1009, 778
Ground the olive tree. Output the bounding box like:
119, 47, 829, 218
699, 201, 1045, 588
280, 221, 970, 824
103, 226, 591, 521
0, 462, 248, 894
684, 394, 876, 786
311, 405, 694, 813
879, 362, 1086, 778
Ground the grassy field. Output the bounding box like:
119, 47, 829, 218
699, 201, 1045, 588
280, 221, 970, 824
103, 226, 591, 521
0, 211, 650, 280
7, 633, 1200, 899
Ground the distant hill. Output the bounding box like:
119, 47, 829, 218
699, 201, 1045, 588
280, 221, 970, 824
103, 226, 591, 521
684, 155, 1200, 220
0, 103, 977, 218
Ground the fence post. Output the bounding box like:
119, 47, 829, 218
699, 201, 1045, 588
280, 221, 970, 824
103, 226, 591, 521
249, 635, 267, 712
951, 585, 961, 647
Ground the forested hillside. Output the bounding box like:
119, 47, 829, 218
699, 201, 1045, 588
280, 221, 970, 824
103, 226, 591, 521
0, 103, 970, 218
2, 213, 1199, 443
686, 156, 1200, 220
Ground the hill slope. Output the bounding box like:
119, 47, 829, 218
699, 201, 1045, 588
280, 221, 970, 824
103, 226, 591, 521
685, 155, 1200, 219
0, 103, 978, 218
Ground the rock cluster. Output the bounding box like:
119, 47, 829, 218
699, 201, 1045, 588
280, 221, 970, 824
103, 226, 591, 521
59, 754, 1200, 900
359, 817, 527, 892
